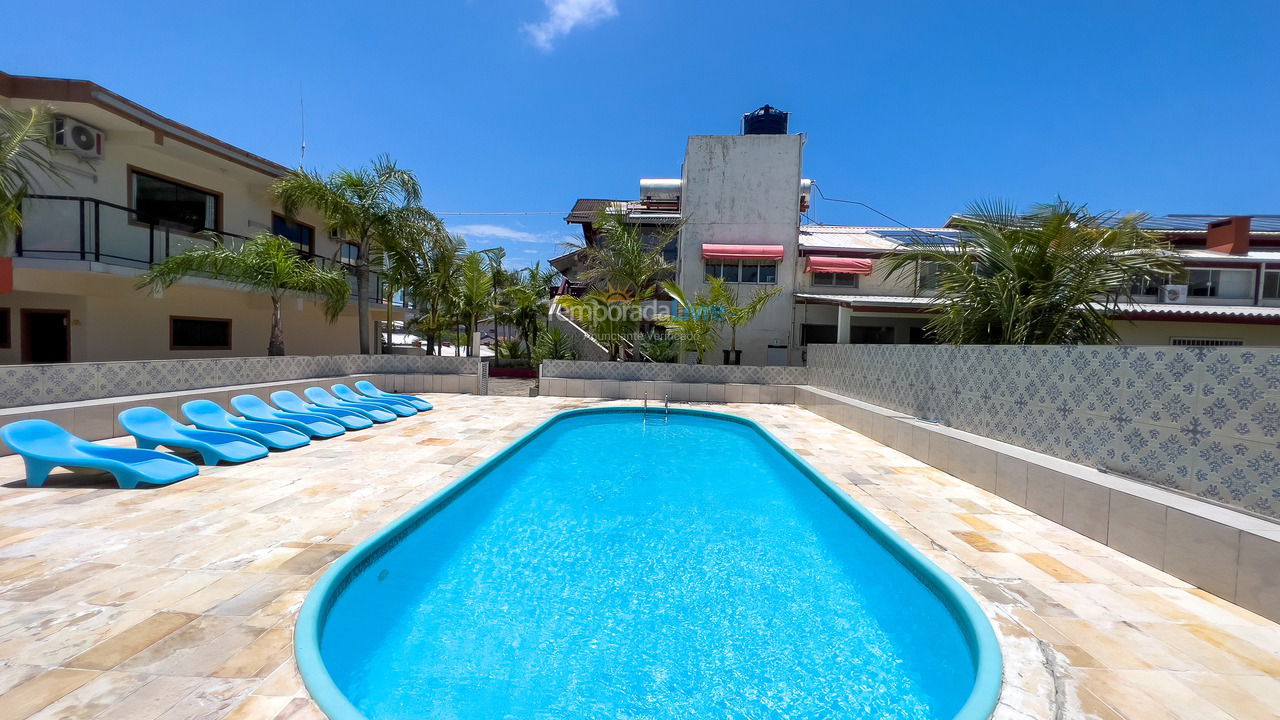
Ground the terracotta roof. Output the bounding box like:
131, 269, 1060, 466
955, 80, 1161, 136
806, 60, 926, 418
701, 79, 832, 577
565, 199, 626, 224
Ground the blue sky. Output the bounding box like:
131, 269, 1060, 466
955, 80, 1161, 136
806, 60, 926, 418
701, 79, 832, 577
4, 1, 1279, 267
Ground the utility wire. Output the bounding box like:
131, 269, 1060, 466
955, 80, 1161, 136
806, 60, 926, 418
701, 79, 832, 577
810, 183, 960, 244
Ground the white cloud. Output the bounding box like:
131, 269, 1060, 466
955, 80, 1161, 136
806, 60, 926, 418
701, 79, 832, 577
449, 224, 540, 243
523, 0, 618, 51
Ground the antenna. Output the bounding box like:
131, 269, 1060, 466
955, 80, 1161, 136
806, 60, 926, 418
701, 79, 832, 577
298, 87, 307, 170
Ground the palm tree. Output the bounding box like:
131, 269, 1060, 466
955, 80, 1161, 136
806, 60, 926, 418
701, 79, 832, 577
413, 232, 467, 355
879, 200, 1184, 345
574, 210, 673, 295
1, 105, 66, 247
456, 252, 494, 357
136, 234, 349, 356
556, 289, 642, 361
270, 155, 441, 354
531, 326, 577, 364
707, 276, 780, 364
659, 282, 721, 364
503, 262, 554, 360
372, 221, 448, 352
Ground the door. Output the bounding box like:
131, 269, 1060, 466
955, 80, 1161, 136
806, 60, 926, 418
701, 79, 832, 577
22, 310, 70, 363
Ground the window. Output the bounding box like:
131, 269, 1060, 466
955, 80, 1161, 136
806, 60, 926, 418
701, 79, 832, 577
662, 239, 677, 264
704, 260, 776, 284
272, 214, 315, 254
1130, 276, 1162, 297
170, 316, 231, 350
340, 243, 360, 265
917, 262, 941, 291
1264, 270, 1280, 299
800, 323, 837, 346
812, 272, 858, 287
1188, 268, 1254, 299
0, 308, 9, 348
131, 170, 220, 233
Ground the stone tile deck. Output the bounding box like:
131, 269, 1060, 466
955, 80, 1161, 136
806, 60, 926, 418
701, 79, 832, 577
0, 396, 1277, 720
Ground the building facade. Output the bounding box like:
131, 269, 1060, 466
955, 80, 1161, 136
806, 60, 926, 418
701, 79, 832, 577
562, 107, 1280, 365
0, 71, 409, 364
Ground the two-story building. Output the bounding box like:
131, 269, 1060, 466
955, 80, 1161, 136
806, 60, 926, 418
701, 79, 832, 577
561, 106, 1280, 365
0, 71, 409, 363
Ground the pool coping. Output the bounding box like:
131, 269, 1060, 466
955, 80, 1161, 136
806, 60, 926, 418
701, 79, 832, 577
294, 406, 1004, 720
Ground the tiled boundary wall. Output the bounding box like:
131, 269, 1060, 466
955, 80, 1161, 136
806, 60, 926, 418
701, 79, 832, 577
793, 385, 1280, 623
0, 355, 484, 456
808, 344, 1280, 522
538, 360, 807, 402
0, 355, 483, 408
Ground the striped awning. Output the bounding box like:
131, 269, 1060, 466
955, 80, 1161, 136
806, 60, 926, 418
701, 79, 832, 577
805, 256, 874, 274
701, 244, 785, 261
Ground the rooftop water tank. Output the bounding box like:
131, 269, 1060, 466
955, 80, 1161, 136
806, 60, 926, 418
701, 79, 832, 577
640, 179, 682, 202
742, 105, 789, 135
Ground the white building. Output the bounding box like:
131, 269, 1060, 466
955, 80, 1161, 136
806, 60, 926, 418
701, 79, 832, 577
0, 71, 410, 363
560, 106, 1280, 365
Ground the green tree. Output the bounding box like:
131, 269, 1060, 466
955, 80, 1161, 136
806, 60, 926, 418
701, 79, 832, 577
531, 326, 577, 364
573, 210, 673, 295
136, 234, 349, 356
456, 252, 494, 357
659, 282, 721, 364
372, 221, 450, 352
556, 289, 642, 361
502, 262, 554, 360
707, 275, 780, 363
270, 155, 441, 354
412, 232, 467, 355
0, 105, 66, 247
879, 200, 1184, 344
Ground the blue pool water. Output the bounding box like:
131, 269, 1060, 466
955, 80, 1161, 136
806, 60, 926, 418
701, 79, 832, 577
310, 409, 995, 719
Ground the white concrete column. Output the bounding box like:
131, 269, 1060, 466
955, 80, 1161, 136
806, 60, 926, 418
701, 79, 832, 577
837, 306, 852, 344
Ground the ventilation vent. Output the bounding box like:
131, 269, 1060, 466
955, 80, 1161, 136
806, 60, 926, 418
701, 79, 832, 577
1170, 337, 1244, 347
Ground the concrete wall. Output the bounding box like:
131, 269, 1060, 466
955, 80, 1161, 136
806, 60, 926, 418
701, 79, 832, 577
678, 134, 803, 366
1114, 320, 1280, 346
808, 343, 1280, 520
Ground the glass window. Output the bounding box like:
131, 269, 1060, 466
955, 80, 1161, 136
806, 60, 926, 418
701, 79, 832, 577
704, 261, 721, 280
917, 262, 941, 291
758, 263, 777, 284
0, 308, 9, 348
271, 214, 314, 254
721, 262, 739, 282
1264, 270, 1279, 299
741, 263, 760, 283
1188, 268, 1254, 299
1130, 276, 1161, 297
340, 243, 360, 265
813, 272, 858, 287
662, 239, 677, 264
170, 316, 231, 350
800, 324, 837, 345
133, 171, 219, 233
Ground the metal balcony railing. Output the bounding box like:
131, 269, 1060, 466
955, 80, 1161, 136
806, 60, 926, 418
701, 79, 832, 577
16, 194, 410, 310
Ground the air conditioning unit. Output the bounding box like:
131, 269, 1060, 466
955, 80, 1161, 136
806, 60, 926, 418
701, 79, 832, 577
53, 116, 104, 158
1159, 284, 1188, 304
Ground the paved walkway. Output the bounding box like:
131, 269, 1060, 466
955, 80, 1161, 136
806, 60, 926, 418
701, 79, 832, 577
0, 396, 1277, 720
485, 378, 535, 396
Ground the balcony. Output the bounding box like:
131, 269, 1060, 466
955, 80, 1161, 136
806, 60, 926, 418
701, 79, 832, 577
15, 195, 410, 309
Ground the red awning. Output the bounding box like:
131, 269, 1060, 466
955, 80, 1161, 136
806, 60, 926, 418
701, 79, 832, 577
805, 256, 874, 274
701, 244, 785, 261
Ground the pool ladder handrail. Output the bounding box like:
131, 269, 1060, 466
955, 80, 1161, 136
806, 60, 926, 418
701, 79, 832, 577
642, 392, 648, 425
664, 394, 669, 423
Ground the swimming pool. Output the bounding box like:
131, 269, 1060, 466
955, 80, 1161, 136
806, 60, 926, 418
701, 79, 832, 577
296, 407, 1002, 719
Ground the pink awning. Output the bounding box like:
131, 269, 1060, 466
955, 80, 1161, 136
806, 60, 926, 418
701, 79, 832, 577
806, 256, 874, 274
701, 244, 785, 261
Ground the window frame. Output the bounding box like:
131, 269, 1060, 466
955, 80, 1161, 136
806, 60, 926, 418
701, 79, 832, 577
1263, 269, 1280, 300
271, 213, 316, 255
1187, 267, 1255, 300
128, 166, 223, 235
169, 315, 233, 351
811, 272, 859, 288
703, 260, 777, 285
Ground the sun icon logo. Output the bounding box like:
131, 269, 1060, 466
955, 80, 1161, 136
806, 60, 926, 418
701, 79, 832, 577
602, 284, 634, 304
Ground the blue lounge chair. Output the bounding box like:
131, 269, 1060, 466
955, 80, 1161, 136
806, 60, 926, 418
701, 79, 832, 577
270, 391, 373, 430
0, 419, 198, 489
354, 380, 433, 412
181, 400, 310, 451
119, 407, 269, 465
332, 384, 416, 416
230, 395, 346, 439
304, 387, 396, 423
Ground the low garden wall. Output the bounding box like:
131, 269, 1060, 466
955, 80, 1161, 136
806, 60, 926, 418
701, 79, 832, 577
807, 344, 1280, 521
0, 354, 484, 408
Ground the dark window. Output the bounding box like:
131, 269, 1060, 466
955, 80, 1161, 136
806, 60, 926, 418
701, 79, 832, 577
0, 308, 8, 348
171, 316, 231, 350
813, 272, 858, 287
272, 214, 315, 254
704, 261, 721, 280
850, 325, 896, 344
800, 323, 837, 346
908, 325, 936, 344
721, 262, 739, 282
1264, 271, 1279, 299
758, 263, 777, 284
662, 239, 678, 264
132, 171, 220, 233
1188, 268, 1254, 299
741, 263, 760, 283
704, 260, 776, 284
